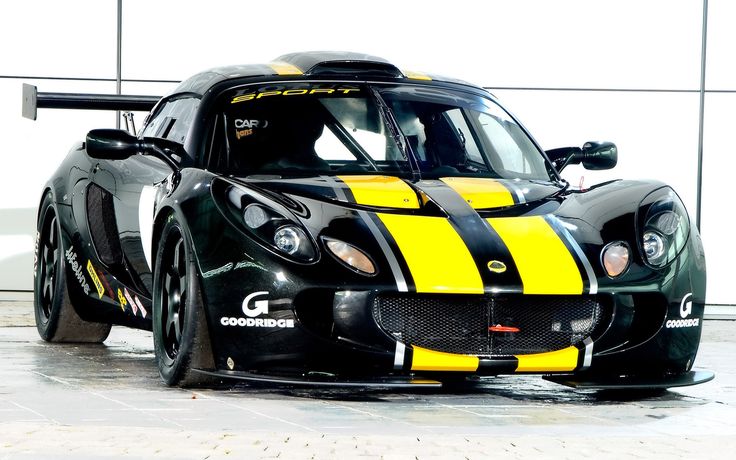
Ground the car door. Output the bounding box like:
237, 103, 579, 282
88, 96, 200, 301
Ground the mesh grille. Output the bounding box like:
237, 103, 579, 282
86, 183, 123, 266
372, 294, 606, 356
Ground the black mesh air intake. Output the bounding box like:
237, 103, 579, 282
86, 183, 123, 266
372, 294, 608, 356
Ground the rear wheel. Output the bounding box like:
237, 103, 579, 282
34, 192, 112, 342
153, 215, 214, 386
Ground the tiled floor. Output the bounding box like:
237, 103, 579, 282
0, 300, 734, 459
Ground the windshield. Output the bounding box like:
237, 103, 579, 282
207, 82, 552, 181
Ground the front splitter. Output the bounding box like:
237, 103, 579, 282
543, 369, 715, 390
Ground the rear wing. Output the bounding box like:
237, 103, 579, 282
22, 83, 161, 121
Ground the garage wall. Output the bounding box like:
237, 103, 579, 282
0, 0, 731, 305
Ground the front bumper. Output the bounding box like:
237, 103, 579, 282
209, 286, 705, 385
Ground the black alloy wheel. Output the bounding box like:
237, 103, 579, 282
37, 211, 59, 323
153, 214, 214, 386
160, 227, 187, 361
33, 192, 111, 342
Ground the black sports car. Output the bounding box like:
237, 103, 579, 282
24, 51, 712, 389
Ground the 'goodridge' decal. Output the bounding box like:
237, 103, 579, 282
220, 292, 295, 328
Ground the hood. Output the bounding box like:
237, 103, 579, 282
228, 174, 595, 297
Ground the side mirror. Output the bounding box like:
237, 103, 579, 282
580, 141, 617, 170
85, 129, 181, 170
546, 141, 617, 171
86, 129, 140, 160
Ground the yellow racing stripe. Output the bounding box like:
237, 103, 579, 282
339, 175, 420, 209
515, 346, 579, 372
403, 70, 432, 81
411, 346, 479, 371
486, 216, 583, 294
268, 61, 303, 76
378, 213, 484, 294
440, 177, 515, 209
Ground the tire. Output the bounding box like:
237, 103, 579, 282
152, 214, 214, 386
34, 192, 112, 343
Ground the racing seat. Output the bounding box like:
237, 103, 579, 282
261, 105, 331, 172
423, 112, 467, 171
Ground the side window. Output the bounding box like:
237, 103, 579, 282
139, 97, 200, 145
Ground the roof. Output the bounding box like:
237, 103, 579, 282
173, 51, 474, 95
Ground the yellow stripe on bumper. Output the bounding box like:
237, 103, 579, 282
378, 214, 483, 294
268, 61, 303, 76
515, 346, 579, 372
339, 175, 420, 209
411, 346, 479, 371
486, 215, 583, 294
440, 177, 515, 209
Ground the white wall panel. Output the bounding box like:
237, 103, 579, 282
704, 0, 736, 89
493, 90, 701, 214
700, 93, 736, 305
0, 0, 117, 78
121, 0, 702, 90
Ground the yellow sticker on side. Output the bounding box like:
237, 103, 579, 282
486, 216, 583, 294
515, 346, 579, 372
411, 346, 479, 372
440, 177, 515, 209
339, 175, 420, 209
117, 288, 127, 312
378, 213, 483, 294
268, 61, 303, 76
86, 260, 104, 299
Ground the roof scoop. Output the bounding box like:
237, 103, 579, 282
274, 51, 404, 78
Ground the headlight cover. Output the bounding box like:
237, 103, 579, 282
637, 187, 690, 267
225, 186, 317, 263
323, 237, 376, 275
601, 241, 630, 277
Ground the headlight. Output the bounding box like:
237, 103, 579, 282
637, 187, 690, 267
642, 232, 666, 266
244, 204, 269, 229
274, 226, 305, 255
324, 237, 376, 275
601, 241, 630, 277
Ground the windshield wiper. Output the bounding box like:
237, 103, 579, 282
370, 87, 421, 180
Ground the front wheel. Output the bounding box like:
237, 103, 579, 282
34, 192, 111, 342
152, 214, 214, 386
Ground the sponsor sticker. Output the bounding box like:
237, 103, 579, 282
117, 288, 127, 312
220, 291, 294, 328
33, 231, 40, 278
86, 260, 105, 299
680, 293, 693, 318
235, 128, 253, 139
231, 85, 360, 104
666, 318, 700, 329
123, 288, 137, 315
134, 296, 147, 318
121, 287, 147, 318
234, 119, 268, 129
65, 247, 91, 295
666, 292, 699, 329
